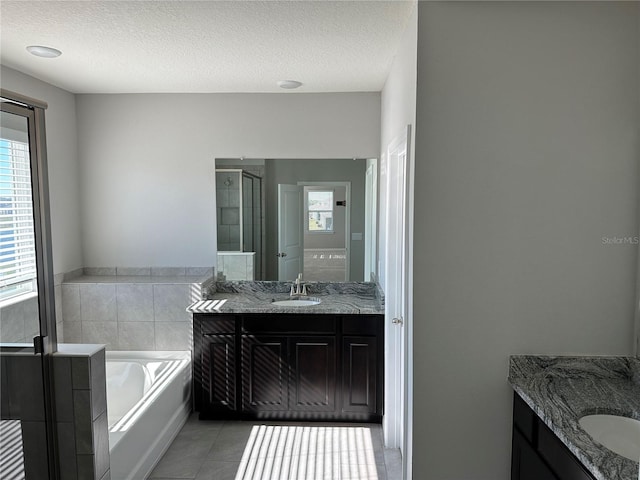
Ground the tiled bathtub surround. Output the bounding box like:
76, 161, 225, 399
61, 268, 213, 350
0, 344, 110, 480
0, 294, 39, 344
508, 355, 640, 480
1, 346, 49, 479
0, 271, 67, 345
53, 344, 110, 480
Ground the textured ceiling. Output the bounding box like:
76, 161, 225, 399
0, 1, 415, 94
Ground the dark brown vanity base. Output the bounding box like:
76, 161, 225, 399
512, 393, 596, 480
193, 313, 384, 422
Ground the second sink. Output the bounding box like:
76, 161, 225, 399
579, 414, 640, 461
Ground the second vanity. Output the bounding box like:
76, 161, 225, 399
187, 281, 384, 422
509, 356, 640, 480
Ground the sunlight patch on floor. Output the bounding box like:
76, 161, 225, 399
235, 425, 379, 480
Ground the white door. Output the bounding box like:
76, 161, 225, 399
384, 127, 411, 478
277, 184, 303, 281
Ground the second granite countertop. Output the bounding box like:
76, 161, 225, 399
509, 355, 640, 480
187, 280, 384, 315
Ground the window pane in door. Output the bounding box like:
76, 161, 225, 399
307, 191, 333, 232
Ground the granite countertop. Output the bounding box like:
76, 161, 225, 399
508, 355, 640, 480
187, 280, 384, 315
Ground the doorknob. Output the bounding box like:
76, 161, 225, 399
276, 252, 287, 257
392, 317, 403, 325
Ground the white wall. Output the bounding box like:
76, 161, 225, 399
75, 93, 380, 267
413, 3, 639, 479
0, 66, 82, 275
380, 4, 417, 290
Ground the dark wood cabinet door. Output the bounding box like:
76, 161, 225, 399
193, 313, 384, 421
242, 336, 289, 412
511, 428, 558, 480
289, 337, 336, 412
342, 336, 377, 414
202, 335, 236, 412
537, 421, 596, 480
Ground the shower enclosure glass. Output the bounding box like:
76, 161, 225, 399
216, 169, 263, 279
0, 92, 58, 479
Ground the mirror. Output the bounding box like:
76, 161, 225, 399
215, 158, 377, 282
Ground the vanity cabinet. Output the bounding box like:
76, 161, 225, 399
193, 313, 383, 421
511, 393, 596, 480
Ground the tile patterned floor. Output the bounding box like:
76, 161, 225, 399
148, 414, 402, 480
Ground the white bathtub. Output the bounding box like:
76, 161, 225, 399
106, 351, 192, 480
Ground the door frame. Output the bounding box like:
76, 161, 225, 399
383, 125, 413, 480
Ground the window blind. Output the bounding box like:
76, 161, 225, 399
0, 139, 37, 299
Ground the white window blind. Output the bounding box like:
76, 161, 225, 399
0, 138, 37, 300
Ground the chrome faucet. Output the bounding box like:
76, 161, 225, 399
290, 273, 308, 297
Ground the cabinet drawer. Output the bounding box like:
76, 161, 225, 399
198, 315, 236, 334
242, 315, 336, 334
342, 315, 382, 335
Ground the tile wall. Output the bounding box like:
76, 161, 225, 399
0, 350, 49, 479
0, 271, 67, 345
216, 252, 255, 281
60, 267, 213, 351
0, 294, 40, 344
0, 344, 110, 480
53, 345, 110, 480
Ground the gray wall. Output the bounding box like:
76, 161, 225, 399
264, 159, 366, 281
413, 3, 639, 479
76, 93, 380, 269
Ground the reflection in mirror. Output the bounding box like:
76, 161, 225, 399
215, 158, 378, 283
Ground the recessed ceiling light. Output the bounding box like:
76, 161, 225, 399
277, 80, 302, 90
26, 45, 62, 58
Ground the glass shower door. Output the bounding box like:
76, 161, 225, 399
0, 95, 58, 479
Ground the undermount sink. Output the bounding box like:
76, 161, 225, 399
579, 414, 640, 461
271, 297, 321, 307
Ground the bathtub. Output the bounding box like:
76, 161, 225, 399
106, 351, 192, 480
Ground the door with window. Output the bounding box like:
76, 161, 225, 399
0, 93, 58, 479
303, 184, 349, 282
